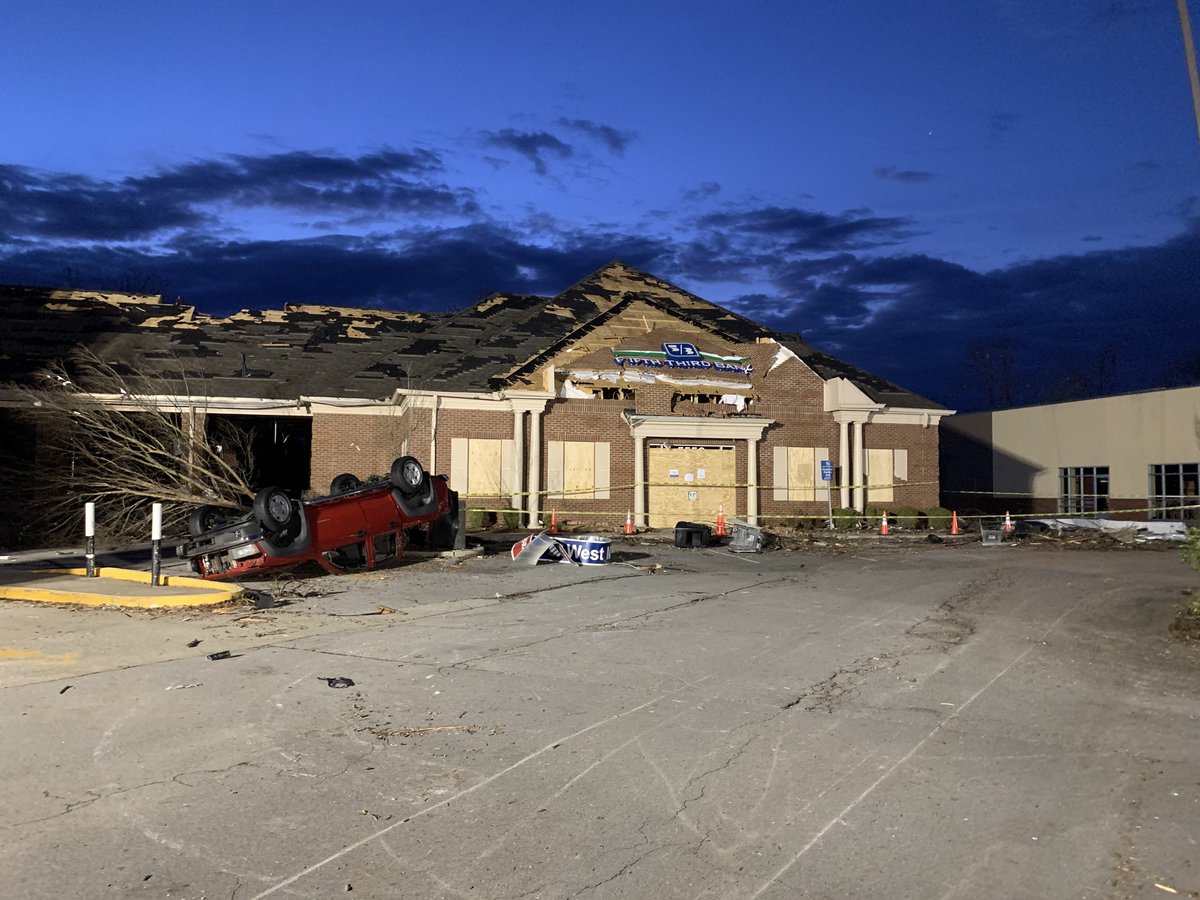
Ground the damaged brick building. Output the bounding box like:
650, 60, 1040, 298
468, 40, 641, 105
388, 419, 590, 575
0, 261, 951, 536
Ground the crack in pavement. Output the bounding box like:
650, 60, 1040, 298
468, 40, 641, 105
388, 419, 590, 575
782, 654, 900, 712
781, 570, 1012, 713
8, 760, 258, 829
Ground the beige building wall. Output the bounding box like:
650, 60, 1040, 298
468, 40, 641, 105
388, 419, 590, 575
947, 386, 1200, 505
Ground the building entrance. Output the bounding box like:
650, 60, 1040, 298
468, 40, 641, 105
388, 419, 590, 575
646, 442, 736, 529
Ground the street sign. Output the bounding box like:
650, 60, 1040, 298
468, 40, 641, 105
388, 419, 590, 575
820, 459, 834, 482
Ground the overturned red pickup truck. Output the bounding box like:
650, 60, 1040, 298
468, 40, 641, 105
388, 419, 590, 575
177, 456, 459, 579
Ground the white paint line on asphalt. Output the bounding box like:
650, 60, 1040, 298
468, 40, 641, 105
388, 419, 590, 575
250, 678, 710, 899
745, 598, 1083, 900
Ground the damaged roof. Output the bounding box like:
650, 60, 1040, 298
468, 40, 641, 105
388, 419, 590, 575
0, 262, 943, 409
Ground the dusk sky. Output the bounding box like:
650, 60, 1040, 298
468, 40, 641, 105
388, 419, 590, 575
2, 0, 1198, 411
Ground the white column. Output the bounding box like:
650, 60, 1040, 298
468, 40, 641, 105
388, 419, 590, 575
853, 420, 866, 511
633, 435, 646, 527
512, 409, 525, 511
528, 409, 542, 527
746, 438, 760, 526
838, 419, 851, 509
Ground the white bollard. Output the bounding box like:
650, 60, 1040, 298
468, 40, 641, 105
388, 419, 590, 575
151, 503, 163, 586
84, 502, 96, 577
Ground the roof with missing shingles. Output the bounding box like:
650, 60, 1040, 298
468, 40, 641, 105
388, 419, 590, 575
0, 261, 944, 409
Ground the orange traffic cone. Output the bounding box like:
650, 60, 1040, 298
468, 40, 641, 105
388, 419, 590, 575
549, 510, 558, 535
715, 503, 728, 537
1003, 511, 1014, 534
624, 510, 634, 535
950, 511, 960, 535
880, 510, 890, 536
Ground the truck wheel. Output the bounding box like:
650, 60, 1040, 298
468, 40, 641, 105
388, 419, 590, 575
188, 505, 226, 537
253, 487, 296, 533
330, 473, 361, 494
390, 456, 427, 496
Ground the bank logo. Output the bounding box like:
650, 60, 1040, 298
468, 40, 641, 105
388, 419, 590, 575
662, 342, 701, 361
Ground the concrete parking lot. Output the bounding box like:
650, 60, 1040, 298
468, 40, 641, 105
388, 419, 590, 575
2, 538, 1198, 899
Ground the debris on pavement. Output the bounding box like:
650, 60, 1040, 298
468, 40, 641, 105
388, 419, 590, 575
327, 605, 405, 617
319, 676, 355, 688
206, 650, 232, 661
58, 685, 72, 694
165, 683, 202, 691
511, 532, 610, 566
369, 723, 503, 738
185, 639, 201, 648
248, 589, 276, 610
1030, 517, 1186, 543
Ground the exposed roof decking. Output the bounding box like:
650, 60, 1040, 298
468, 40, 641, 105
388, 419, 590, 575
0, 263, 945, 410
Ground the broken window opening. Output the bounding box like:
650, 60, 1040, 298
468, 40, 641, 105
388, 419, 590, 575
1148, 462, 1199, 521
1059, 466, 1109, 514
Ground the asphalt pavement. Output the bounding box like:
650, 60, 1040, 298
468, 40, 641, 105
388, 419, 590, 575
2, 537, 1197, 899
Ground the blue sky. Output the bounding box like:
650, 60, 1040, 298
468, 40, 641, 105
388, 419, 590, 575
2, 0, 1198, 410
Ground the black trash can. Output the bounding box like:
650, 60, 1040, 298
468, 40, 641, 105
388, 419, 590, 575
674, 521, 713, 548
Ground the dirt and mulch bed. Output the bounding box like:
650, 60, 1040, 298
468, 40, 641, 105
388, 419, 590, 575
1169, 597, 1200, 642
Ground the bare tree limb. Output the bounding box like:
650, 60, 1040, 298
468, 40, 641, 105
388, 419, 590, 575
3, 349, 256, 544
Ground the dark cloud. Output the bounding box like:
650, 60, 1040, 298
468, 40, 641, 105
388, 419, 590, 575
133, 148, 469, 215
1081, 234, 1103, 242
2, 151, 1196, 414
0, 220, 676, 317
481, 129, 574, 175
0, 164, 208, 241
695, 205, 917, 252
874, 166, 936, 184
0, 150, 476, 244
682, 182, 722, 202
734, 222, 1200, 410
557, 119, 635, 155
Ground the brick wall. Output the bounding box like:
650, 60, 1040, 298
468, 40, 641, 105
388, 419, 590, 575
541, 399, 633, 531
864, 422, 941, 511
756, 356, 840, 522
432, 406, 515, 513
309, 412, 411, 495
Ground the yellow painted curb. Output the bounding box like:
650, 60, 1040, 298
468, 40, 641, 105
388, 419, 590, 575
0, 567, 243, 609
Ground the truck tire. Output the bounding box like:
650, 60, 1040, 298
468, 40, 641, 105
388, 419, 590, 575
390, 456, 426, 496
253, 487, 296, 534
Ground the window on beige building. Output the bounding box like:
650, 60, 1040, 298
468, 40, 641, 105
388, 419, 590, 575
1149, 463, 1199, 521
1060, 466, 1109, 513
547, 441, 611, 501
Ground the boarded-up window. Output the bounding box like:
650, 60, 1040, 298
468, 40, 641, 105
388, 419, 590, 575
866, 448, 908, 505
547, 441, 610, 501
451, 438, 515, 499
773, 446, 830, 501
867, 449, 894, 504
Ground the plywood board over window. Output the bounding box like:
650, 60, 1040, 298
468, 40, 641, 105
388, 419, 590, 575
866, 448, 907, 505
547, 441, 610, 501
772, 446, 830, 501
451, 438, 515, 500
